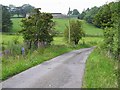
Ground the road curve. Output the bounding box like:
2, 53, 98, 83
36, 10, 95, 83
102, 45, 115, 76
2, 47, 94, 88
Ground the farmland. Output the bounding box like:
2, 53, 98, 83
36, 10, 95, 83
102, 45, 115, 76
11, 18, 23, 33
10, 18, 103, 35
1, 18, 104, 47
1, 18, 104, 80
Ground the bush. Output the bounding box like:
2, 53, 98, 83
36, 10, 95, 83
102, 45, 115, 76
64, 20, 85, 45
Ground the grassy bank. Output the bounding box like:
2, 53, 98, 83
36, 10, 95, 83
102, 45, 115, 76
82, 47, 118, 88
82, 20, 103, 36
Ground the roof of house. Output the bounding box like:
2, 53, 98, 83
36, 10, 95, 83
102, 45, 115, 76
51, 13, 62, 14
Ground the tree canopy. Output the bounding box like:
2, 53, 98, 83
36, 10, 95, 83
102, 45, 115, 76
20, 8, 55, 49
67, 8, 80, 16
8, 4, 35, 17
78, 1, 119, 59
2, 5, 13, 32
72, 9, 80, 15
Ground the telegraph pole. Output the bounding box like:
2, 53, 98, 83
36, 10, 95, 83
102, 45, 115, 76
68, 7, 71, 43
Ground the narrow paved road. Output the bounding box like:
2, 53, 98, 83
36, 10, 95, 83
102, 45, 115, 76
2, 47, 94, 88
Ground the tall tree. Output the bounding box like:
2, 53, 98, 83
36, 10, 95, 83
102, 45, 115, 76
84, 6, 99, 24
64, 20, 85, 45
78, 11, 86, 20
72, 9, 80, 15
20, 8, 55, 49
0, 5, 2, 31
2, 5, 13, 32
93, 4, 113, 28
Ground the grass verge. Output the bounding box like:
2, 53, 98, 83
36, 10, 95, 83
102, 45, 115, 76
82, 47, 118, 88
2, 44, 91, 80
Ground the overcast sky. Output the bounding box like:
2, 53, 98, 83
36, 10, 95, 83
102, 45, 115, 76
0, 0, 115, 14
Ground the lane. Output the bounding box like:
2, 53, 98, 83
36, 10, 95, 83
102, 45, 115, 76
2, 47, 94, 88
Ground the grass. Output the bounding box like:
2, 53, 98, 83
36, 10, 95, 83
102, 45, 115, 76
53, 18, 69, 33
52, 36, 103, 46
82, 20, 103, 36
83, 37, 103, 46
82, 47, 118, 88
1, 34, 23, 44
11, 18, 23, 33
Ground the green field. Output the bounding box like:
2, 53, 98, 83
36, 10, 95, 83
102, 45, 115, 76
11, 18, 23, 32
2, 18, 105, 81
82, 20, 103, 36
1, 34, 23, 44
53, 18, 69, 33
11, 18, 103, 36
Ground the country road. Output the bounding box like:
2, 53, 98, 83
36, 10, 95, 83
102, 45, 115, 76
2, 47, 94, 88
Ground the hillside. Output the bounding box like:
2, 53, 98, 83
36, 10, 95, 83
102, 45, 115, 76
11, 18, 103, 36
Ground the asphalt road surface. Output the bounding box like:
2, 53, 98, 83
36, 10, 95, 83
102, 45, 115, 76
2, 47, 94, 88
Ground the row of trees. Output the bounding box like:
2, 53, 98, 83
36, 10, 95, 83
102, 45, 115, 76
79, 1, 119, 59
9, 4, 35, 17
99, 2, 119, 59
78, 7, 99, 24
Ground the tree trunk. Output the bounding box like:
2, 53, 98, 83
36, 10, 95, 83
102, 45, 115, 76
74, 39, 79, 45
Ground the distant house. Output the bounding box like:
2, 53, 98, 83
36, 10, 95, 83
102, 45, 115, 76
26, 13, 68, 19
51, 13, 68, 18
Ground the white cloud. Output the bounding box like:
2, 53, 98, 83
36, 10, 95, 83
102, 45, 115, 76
0, 0, 115, 14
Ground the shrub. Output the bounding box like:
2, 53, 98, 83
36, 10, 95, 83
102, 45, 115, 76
64, 20, 85, 45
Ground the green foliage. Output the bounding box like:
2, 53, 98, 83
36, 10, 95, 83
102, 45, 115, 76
78, 11, 86, 20
0, 5, 2, 30
11, 18, 23, 32
93, 4, 113, 28
64, 20, 85, 45
8, 4, 35, 17
96, 1, 120, 59
81, 1, 119, 59
72, 9, 80, 15
78, 7, 99, 23
2, 5, 13, 32
20, 8, 55, 48
67, 8, 80, 16
84, 7, 99, 24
